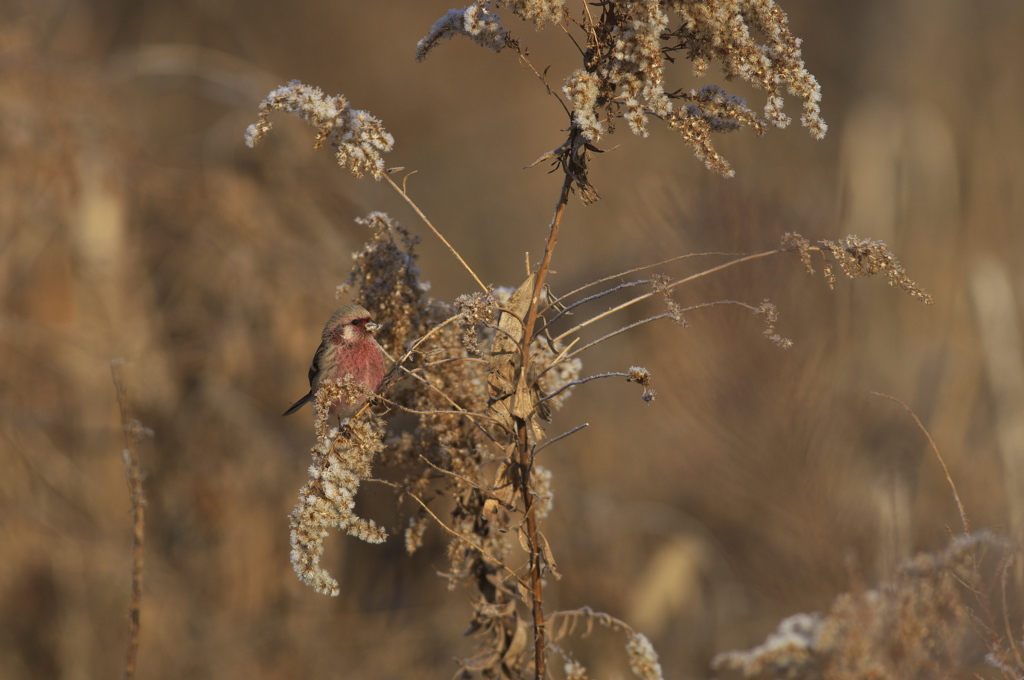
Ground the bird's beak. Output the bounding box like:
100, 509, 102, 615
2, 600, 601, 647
366, 321, 381, 333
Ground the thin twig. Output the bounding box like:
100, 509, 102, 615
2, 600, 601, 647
533, 423, 589, 456
417, 454, 504, 502
515, 47, 571, 118
377, 319, 507, 442
552, 249, 781, 343
384, 173, 489, 293
376, 397, 504, 425
419, 356, 488, 369
382, 370, 505, 443
546, 606, 636, 643
535, 336, 580, 377
536, 279, 652, 336
395, 313, 462, 362
542, 250, 748, 314
564, 314, 669, 361
555, 18, 587, 61
111, 360, 147, 680
538, 372, 627, 405
870, 392, 970, 534
371, 477, 527, 588
542, 300, 760, 384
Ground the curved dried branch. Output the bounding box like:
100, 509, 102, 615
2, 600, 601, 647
537, 371, 630, 405
870, 392, 968, 534
552, 249, 782, 343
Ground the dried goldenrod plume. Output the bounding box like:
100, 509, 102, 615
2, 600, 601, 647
415, 2, 511, 61
245, 80, 394, 179
418, 0, 826, 179
783, 232, 934, 303
290, 411, 388, 597
818, 235, 934, 303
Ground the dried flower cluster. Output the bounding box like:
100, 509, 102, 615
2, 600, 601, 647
339, 211, 431, 354
503, 0, 567, 26
652, 273, 688, 327
626, 633, 665, 680
454, 291, 498, 357
415, 2, 510, 62
581, 0, 828, 176
819, 236, 934, 303
245, 81, 393, 179
626, 366, 656, 403
753, 301, 793, 349
782, 232, 934, 304
417, 0, 825, 178
712, 533, 996, 680
564, 658, 588, 680
290, 410, 388, 597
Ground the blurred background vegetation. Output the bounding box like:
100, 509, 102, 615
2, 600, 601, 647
2, 0, 1023, 678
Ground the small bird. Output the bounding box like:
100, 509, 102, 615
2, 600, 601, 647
283, 304, 387, 420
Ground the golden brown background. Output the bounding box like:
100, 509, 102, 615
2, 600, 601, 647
3, 0, 1023, 677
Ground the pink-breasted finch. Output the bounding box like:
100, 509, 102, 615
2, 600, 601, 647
282, 304, 387, 420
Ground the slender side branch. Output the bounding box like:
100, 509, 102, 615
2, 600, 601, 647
552, 250, 781, 343
419, 357, 489, 369
533, 423, 589, 456
419, 454, 495, 498
394, 313, 462, 362
536, 279, 653, 336
538, 299, 768, 388
542, 250, 748, 314
385, 173, 489, 293
376, 398, 504, 425
371, 477, 528, 589
515, 46, 572, 118
384, 365, 507, 443
565, 314, 670, 362
547, 606, 637, 638
538, 372, 631, 405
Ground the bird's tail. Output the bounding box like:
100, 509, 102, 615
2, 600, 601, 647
282, 392, 312, 416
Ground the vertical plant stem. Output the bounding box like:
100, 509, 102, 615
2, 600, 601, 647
111, 360, 146, 680
518, 172, 573, 679
517, 418, 546, 679
524, 174, 573, 349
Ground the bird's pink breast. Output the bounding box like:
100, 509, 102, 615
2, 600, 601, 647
332, 339, 385, 390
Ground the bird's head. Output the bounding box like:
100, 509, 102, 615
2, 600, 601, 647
325, 304, 380, 344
